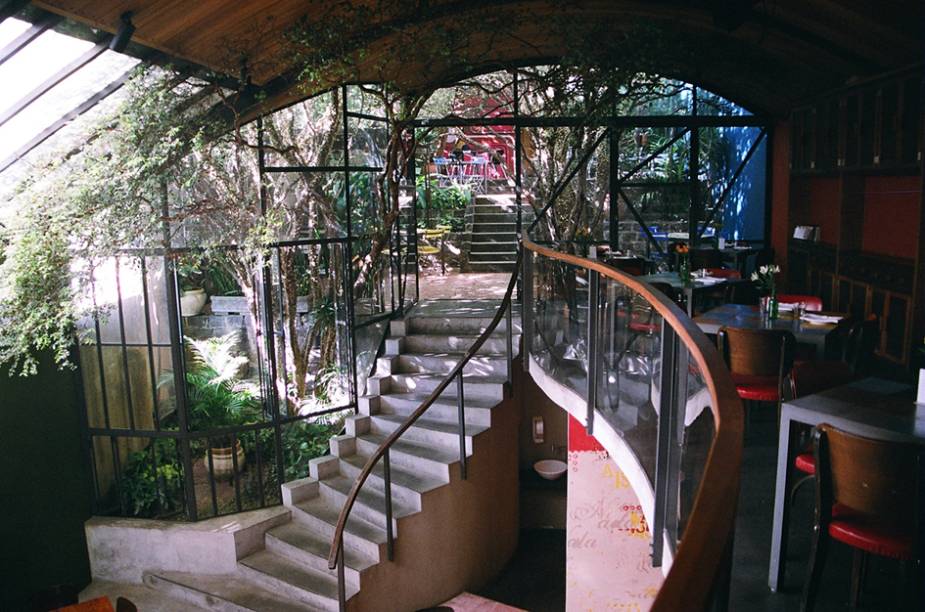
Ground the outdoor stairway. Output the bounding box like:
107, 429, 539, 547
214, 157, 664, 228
142, 299, 521, 611
464, 193, 532, 272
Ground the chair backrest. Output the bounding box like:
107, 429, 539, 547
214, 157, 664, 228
777, 293, 823, 311
790, 360, 854, 397
649, 281, 684, 309
691, 249, 723, 269
719, 326, 795, 378
815, 423, 921, 535
705, 267, 741, 280
723, 280, 761, 306
844, 317, 880, 375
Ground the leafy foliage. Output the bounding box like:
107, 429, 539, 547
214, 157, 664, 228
119, 437, 184, 517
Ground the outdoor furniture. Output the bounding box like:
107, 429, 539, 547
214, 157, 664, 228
777, 294, 823, 312
767, 377, 925, 593
802, 424, 922, 611
718, 326, 795, 428
694, 303, 847, 359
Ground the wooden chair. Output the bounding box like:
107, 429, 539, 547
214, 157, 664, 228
786, 361, 856, 538
718, 326, 796, 429
802, 424, 923, 611
777, 294, 824, 312
843, 317, 880, 376
723, 280, 761, 306
704, 267, 741, 279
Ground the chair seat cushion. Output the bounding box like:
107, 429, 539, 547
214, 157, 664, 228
829, 503, 915, 559
794, 452, 815, 475
731, 373, 780, 401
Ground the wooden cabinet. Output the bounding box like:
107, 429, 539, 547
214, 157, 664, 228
791, 69, 922, 175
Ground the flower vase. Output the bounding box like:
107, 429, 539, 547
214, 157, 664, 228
678, 256, 692, 287
768, 288, 779, 320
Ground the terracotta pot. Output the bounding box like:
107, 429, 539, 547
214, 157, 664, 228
180, 288, 207, 316
207, 440, 245, 479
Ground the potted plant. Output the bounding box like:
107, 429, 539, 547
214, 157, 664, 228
176, 257, 208, 317
185, 334, 260, 479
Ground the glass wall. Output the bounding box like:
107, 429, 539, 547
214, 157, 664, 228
75, 86, 412, 521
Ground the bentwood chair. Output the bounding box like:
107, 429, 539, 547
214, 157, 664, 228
802, 424, 923, 611
718, 326, 796, 430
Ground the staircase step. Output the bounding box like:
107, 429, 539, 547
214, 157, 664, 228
396, 352, 508, 376
265, 522, 375, 589
377, 391, 496, 426
403, 333, 516, 355
406, 315, 522, 336
469, 251, 518, 262
238, 550, 343, 611
355, 433, 457, 478
338, 451, 449, 499
387, 372, 507, 401
318, 474, 420, 533
144, 571, 315, 612
474, 212, 518, 223
370, 414, 488, 454
467, 261, 516, 271
290, 496, 387, 560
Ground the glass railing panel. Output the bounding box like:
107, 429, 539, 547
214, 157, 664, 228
531, 255, 590, 400
675, 350, 715, 542
596, 276, 663, 486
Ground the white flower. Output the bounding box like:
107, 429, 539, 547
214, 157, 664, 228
759, 265, 768, 274
769, 265, 780, 274
750, 272, 759, 281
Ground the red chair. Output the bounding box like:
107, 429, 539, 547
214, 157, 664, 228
718, 327, 795, 430
704, 267, 741, 279
777, 294, 823, 312
802, 424, 923, 611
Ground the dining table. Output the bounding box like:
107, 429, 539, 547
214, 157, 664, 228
693, 303, 846, 358
767, 377, 925, 592
637, 271, 728, 316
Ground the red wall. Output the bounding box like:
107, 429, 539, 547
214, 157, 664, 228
790, 176, 841, 245
770, 122, 791, 277
860, 175, 921, 259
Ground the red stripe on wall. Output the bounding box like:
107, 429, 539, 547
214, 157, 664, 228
568, 414, 606, 452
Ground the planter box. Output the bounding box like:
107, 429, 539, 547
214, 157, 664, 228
211, 295, 313, 315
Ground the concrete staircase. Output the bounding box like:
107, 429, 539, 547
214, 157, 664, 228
464, 193, 530, 273
141, 300, 521, 611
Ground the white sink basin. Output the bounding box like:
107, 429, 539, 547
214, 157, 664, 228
534, 459, 567, 480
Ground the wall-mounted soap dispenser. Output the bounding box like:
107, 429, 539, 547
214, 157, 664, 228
532, 416, 545, 443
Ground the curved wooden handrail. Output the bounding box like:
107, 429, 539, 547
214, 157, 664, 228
327, 247, 524, 569
523, 238, 744, 612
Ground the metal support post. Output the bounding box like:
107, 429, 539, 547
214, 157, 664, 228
457, 372, 467, 480
586, 270, 601, 434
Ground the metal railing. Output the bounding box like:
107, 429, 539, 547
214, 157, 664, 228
325, 237, 742, 612
523, 238, 743, 611
326, 250, 522, 609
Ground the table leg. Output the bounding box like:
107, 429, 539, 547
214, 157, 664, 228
768, 413, 795, 591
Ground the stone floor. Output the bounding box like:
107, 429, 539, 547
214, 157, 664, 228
417, 271, 512, 300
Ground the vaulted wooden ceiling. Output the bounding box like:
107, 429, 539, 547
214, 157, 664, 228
31, 0, 924, 117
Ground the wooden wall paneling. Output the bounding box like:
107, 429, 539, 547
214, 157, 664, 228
860, 88, 876, 167
911, 74, 925, 369
845, 92, 860, 168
